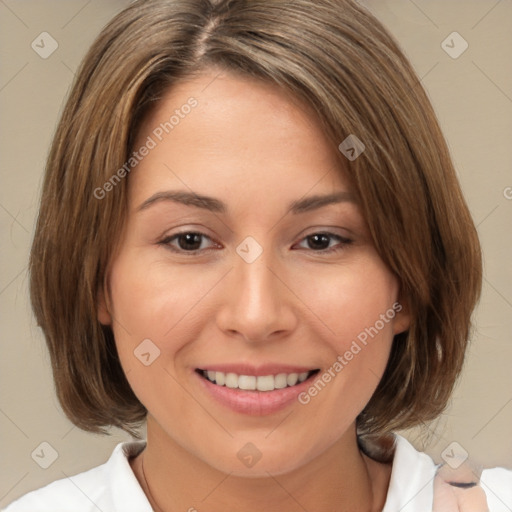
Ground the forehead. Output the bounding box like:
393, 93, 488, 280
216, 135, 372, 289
129, 70, 349, 208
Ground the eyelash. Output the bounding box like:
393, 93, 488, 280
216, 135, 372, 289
158, 231, 353, 255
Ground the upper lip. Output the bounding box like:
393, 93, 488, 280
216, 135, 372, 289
195, 364, 318, 376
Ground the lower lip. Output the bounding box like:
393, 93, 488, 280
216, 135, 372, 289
196, 371, 316, 416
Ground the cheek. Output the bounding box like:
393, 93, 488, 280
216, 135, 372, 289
294, 256, 400, 349
106, 255, 225, 419
108, 252, 219, 335
292, 259, 399, 419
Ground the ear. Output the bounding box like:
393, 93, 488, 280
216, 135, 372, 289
97, 282, 112, 326
392, 297, 411, 336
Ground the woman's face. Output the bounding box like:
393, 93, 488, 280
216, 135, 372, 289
99, 69, 409, 476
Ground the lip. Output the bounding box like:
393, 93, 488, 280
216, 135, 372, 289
194, 365, 319, 416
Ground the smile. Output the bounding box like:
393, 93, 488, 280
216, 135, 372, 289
198, 369, 318, 391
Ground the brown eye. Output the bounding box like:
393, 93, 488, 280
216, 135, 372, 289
306, 233, 331, 250
160, 232, 218, 253
176, 233, 203, 251
295, 232, 352, 253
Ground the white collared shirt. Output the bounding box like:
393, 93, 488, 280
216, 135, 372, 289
4, 435, 512, 511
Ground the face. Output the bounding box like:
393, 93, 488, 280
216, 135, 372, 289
98, 69, 409, 476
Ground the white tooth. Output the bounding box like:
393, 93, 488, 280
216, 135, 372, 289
256, 375, 275, 391
215, 371, 225, 386
298, 372, 309, 383
274, 373, 288, 389
210, 371, 309, 390
238, 375, 256, 390
225, 372, 238, 389
286, 373, 299, 386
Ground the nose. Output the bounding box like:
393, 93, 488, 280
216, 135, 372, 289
215, 249, 298, 343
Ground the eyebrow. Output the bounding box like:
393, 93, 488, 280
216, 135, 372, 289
137, 191, 226, 213
137, 190, 355, 214
288, 191, 355, 213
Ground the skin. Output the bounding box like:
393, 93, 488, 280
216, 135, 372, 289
433, 462, 489, 512
98, 69, 412, 511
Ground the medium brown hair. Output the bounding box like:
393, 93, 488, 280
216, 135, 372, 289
30, 0, 482, 444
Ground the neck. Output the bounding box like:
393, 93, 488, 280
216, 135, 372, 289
131, 416, 391, 512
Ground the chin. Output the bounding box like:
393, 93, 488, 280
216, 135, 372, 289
193, 434, 328, 478
211, 452, 310, 478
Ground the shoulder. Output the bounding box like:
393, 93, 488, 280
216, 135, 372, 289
2, 441, 151, 512
481, 466, 512, 511
383, 434, 512, 512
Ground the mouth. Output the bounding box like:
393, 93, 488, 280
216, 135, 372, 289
195, 368, 320, 392
194, 364, 322, 415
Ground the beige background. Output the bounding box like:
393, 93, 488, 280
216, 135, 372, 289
1, 0, 511, 506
